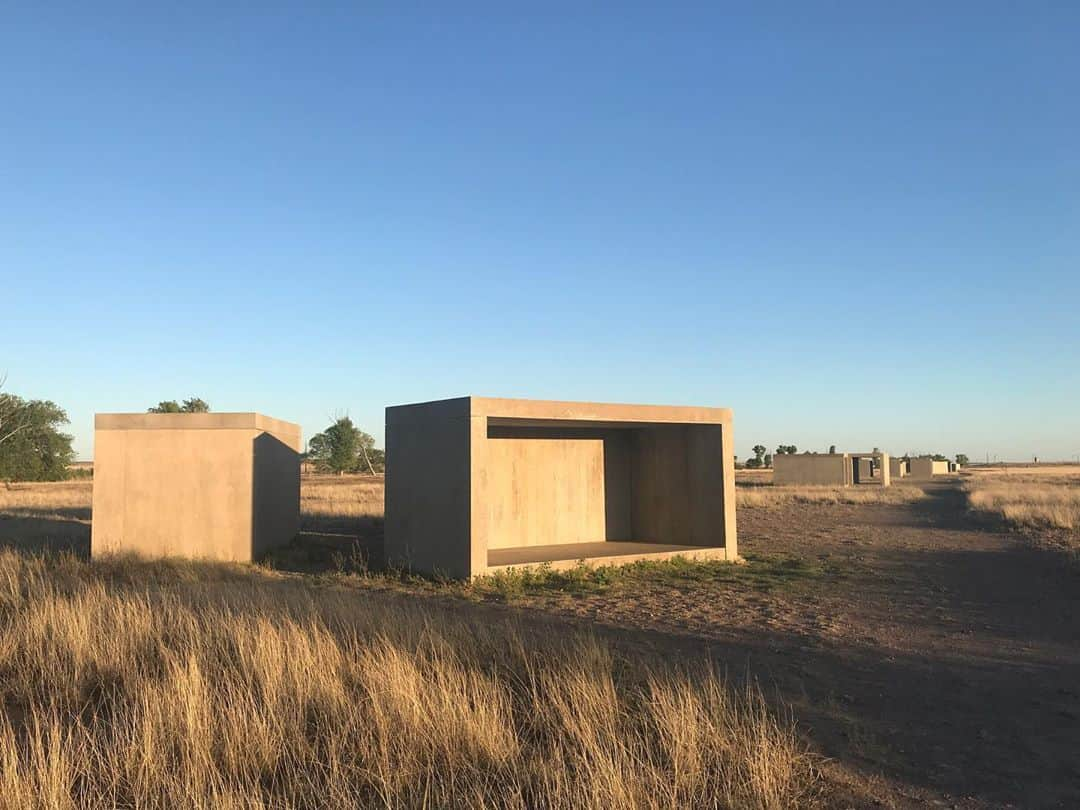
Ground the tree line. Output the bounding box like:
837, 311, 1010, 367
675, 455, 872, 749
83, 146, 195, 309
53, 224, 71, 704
738, 443, 969, 469
0, 383, 385, 482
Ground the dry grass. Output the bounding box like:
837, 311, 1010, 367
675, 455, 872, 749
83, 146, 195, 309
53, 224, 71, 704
0, 477, 385, 533
737, 485, 926, 509
0, 481, 92, 521
0, 551, 816, 809
964, 464, 1080, 478
964, 476, 1080, 532
298, 475, 384, 533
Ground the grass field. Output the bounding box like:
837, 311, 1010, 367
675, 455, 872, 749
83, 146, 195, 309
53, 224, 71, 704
736, 484, 926, 508
0, 550, 815, 809
0, 477, 819, 808
3, 473, 1080, 806
962, 467, 1080, 549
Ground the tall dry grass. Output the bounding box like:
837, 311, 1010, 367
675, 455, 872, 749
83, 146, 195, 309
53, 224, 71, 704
0, 481, 92, 520
298, 475, 384, 532
0, 551, 816, 809
964, 476, 1080, 531
737, 485, 926, 509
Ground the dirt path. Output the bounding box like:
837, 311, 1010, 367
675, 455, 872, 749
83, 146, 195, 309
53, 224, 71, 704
479, 483, 1080, 808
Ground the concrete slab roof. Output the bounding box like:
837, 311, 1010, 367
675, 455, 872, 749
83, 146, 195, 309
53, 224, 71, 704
386, 396, 732, 427
95, 412, 300, 442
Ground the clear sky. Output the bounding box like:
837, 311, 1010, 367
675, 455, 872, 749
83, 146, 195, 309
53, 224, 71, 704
2, 3, 1078, 462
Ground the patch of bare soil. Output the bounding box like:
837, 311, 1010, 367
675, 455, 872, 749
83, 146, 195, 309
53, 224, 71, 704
481, 483, 1080, 808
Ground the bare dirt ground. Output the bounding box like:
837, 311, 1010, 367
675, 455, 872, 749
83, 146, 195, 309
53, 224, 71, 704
448, 482, 1080, 808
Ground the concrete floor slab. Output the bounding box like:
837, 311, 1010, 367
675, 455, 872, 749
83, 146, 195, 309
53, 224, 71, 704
486, 541, 728, 572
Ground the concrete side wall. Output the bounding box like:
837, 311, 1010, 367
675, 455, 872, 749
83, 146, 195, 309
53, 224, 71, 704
93, 428, 255, 560
932, 460, 950, 475
252, 432, 301, 557
384, 401, 474, 578
773, 454, 848, 486
889, 458, 908, 477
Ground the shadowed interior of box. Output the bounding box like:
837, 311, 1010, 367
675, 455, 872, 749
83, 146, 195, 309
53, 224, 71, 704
484, 421, 725, 567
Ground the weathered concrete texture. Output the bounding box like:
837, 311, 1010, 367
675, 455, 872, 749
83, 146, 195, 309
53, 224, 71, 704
908, 457, 953, 479
92, 413, 301, 561
773, 451, 891, 487
385, 397, 737, 578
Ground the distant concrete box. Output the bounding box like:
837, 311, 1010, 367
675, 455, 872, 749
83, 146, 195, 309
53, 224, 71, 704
773, 451, 891, 487
385, 397, 738, 578
908, 457, 952, 479
92, 413, 301, 561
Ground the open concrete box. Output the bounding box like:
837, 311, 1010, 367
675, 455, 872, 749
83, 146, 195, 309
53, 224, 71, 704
773, 451, 891, 487
385, 397, 737, 578
91, 413, 301, 561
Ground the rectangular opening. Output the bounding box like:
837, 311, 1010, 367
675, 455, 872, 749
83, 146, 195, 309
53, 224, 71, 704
850, 455, 888, 486
484, 421, 727, 570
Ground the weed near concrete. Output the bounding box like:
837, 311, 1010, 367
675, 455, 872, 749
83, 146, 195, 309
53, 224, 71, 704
466, 553, 835, 603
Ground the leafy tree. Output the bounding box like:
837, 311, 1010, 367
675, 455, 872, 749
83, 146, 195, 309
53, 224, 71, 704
828, 445, 836, 454
0, 392, 75, 481
763, 453, 773, 468
307, 416, 383, 474
148, 398, 210, 413
931, 453, 948, 462
955, 454, 969, 466
0, 376, 30, 448
751, 445, 766, 463
775, 444, 798, 455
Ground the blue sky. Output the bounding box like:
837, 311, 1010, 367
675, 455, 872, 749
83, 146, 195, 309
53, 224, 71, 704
2, 3, 1077, 462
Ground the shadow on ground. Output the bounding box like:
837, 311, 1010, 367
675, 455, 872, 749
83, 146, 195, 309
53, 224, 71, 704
0, 515, 90, 557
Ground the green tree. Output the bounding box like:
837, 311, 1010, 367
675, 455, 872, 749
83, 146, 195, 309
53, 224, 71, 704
148, 397, 210, 413
955, 454, 969, 466
775, 444, 797, 455
828, 445, 837, 454
0, 391, 75, 481
763, 453, 773, 468
307, 416, 382, 474
743, 444, 767, 468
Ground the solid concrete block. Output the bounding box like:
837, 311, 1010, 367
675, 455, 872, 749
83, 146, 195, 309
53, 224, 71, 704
91, 413, 301, 561
385, 397, 737, 578
908, 457, 952, 479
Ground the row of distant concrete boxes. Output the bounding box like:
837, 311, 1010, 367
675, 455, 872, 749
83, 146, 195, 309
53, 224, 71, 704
772, 452, 956, 487
91, 398, 739, 578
